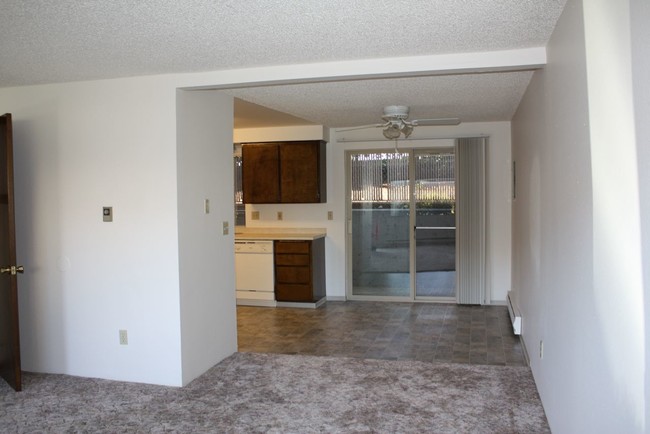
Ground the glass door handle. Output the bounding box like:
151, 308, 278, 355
414, 226, 456, 230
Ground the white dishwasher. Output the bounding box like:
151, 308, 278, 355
235, 240, 276, 306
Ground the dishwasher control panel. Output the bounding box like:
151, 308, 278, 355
235, 240, 273, 253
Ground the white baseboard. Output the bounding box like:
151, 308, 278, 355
326, 296, 346, 301
276, 298, 327, 309
507, 291, 522, 335
519, 334, 531, 366
236, 299, 277, 307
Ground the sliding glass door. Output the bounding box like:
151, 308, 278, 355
350, 152, 411, 297
348, 149, 456, 301
414, 151, 456, 298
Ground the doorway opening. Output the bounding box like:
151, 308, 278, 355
347, 148, 456, 302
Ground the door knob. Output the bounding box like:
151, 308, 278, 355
0, 265, 24, 275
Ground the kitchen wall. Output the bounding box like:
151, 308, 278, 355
237, 122, 513, 303
511, 0, 647, 431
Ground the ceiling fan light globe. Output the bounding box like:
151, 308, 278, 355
383, 127, 401, 139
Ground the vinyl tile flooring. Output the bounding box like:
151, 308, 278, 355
237, 301, 527, 366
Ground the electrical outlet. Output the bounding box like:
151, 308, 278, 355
277, 211, 283, 221
251, 211, 260, 220
222, 221, 229, 235
119, 330, 128, 345
327, 211, 334, 220
539, 340, 544, 359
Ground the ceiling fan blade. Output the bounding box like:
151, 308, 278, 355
411, 118, 461, 126
335, 123, 387, 132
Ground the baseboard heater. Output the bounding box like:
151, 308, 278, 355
507, 292, 522, 335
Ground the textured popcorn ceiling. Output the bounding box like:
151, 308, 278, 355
0, 0, 567, 126
228, 71, 535, 127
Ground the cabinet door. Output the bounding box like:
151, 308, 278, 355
242, 144, 280, 203
275, 284, 313, 302
280, 141, 324, 203
274, 239, 326, 303
275, 240, 312, 302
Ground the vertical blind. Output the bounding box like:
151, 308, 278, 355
456, 138, 486, 305
350, 152, 455, 203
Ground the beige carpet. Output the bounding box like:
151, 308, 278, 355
0, 352, 549, 433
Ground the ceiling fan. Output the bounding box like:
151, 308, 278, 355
337, 105, 460, 139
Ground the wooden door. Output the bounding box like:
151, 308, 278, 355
242, 143, 280, 203
0, 113, 22, 391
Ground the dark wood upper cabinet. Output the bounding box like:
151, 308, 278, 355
242, 140, 326, 204
241, 144, 280, 203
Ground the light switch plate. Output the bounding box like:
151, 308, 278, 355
222, 221, 229, 235
103, 206, 113, 222
327, 211, 334, 220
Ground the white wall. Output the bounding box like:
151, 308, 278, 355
0, 76, 185, 385
511, 0, 647, 431
583, 0, 645, 429
629, 0, 650, 426
176, 90, 237, 386
239, 122, 512, 303
0, 77, 240, 387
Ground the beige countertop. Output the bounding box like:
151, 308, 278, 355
234, 227, 326, 241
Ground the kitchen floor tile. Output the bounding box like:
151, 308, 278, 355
237, 301, 526, 367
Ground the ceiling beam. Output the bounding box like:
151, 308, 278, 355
180, 47, 546, 90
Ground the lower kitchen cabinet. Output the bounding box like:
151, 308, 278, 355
274, 238, 325, 303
